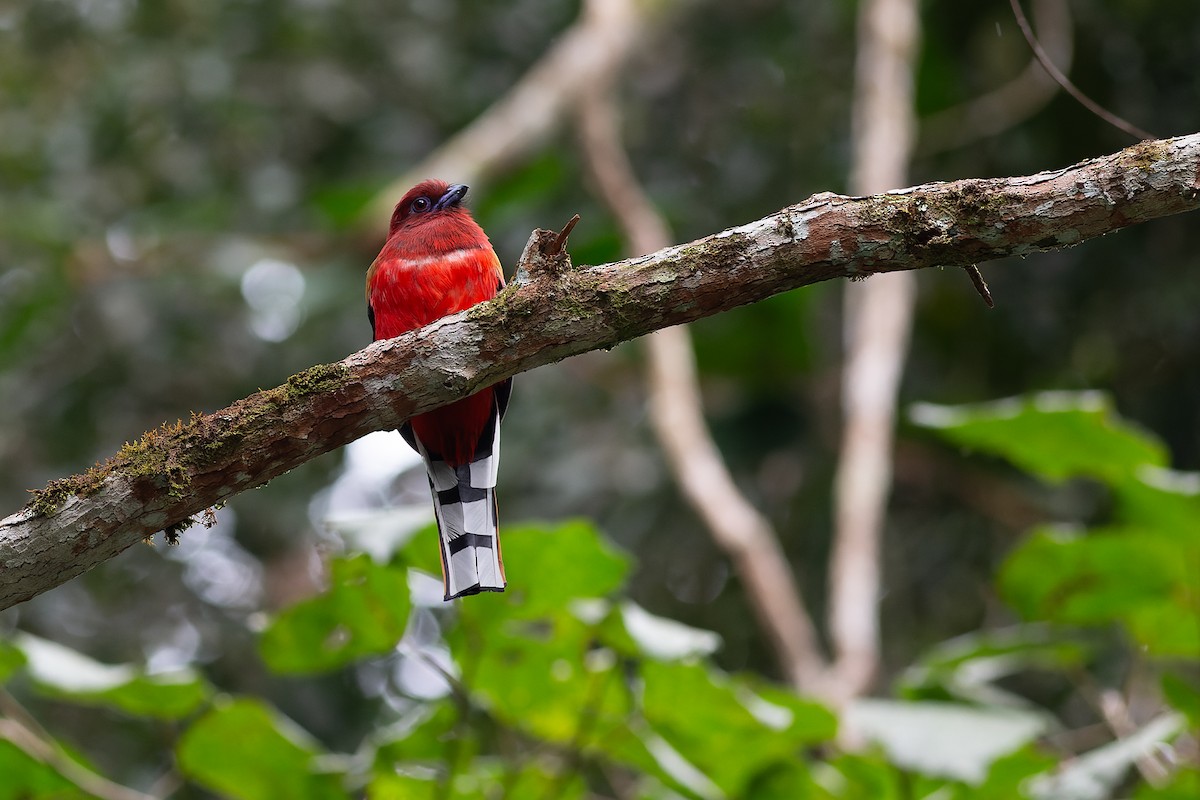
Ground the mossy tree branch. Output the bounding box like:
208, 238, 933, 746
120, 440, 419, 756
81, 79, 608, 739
3, 134, 1199, 610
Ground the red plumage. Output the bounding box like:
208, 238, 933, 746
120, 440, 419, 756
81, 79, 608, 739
367, 179, 505, 466
366, 179, 508, 599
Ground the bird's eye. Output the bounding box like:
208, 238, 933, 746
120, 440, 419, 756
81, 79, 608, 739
411, 196, 431, 213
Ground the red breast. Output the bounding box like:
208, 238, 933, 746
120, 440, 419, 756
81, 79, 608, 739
367, 179, 504, 337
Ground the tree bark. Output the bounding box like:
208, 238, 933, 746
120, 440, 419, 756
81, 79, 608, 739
2, 134, 1198, 610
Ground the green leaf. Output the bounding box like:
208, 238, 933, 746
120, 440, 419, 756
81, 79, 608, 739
440, 523, 631, 744
817, 753, 904, 800
177, 698, 344, 800
259, 552, 412, 674
400, 522, 446, 579
743, 760, 821, 799
910, 392, 1166, 485
843, 700, 1049, 784
371, 702, 476, 768
1116, 468, 1200, 539
1127, 602, 1200, 658
78, 673, 211, 719
0, 638, 26, 683
999, 526, 1199, 654
972, 748, 1059, 800
1136, 767, 1200, 799
620, 601, 722, 660
1162, 673, 1200, 727
900, 624, 1089, 705
368, 772, 436, 800
0, 739, 86, 800
1000, 526, 1181, 622
487, 761, 586, 800
369, 758, 585, 800
744, 680, 839, 744
641, 661, 835, 795
402, 521, 630, 621
903, 748, 1057, 800
15, 634, 208, 719
429, 523, 650, 781
591, 600, 723, 662
462, 613, 632, 746
477, 520, 630, 619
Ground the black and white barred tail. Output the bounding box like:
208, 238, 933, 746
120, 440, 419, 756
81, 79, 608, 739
403, 386, 508, 600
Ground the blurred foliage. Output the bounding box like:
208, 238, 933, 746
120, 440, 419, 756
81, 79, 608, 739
0, 510, 1194, 797
177, 698, 345, 800
1, 0, 1199, 796
260, 553, 413, 674
913, 392, 1200, 658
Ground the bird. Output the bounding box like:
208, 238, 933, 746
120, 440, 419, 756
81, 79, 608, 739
366, 179, 510, 600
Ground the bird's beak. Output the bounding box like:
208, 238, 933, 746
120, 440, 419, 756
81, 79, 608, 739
434, 184, 468, 211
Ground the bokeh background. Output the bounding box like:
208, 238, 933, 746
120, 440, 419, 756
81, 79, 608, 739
1, 0, 1198, 795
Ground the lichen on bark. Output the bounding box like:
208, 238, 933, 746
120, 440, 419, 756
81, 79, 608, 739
4, 133, 1200, 610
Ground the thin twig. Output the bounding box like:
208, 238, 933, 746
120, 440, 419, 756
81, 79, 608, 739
572, 74, 828, 692
362, 0, 687, 230
1097, 689, 1171, 785
0, 688, 54, 743
964, 265, 995, 308
143, 767, 184, 800
1009, 0, 1155, 141
921, 0, 1073, 153
1071, 668, 1172, 787
399, 643, 471, 708
549, 214, 581, 256
0, 691, 160, 800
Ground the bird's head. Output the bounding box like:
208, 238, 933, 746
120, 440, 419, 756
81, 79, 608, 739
388, 179, 471, 236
